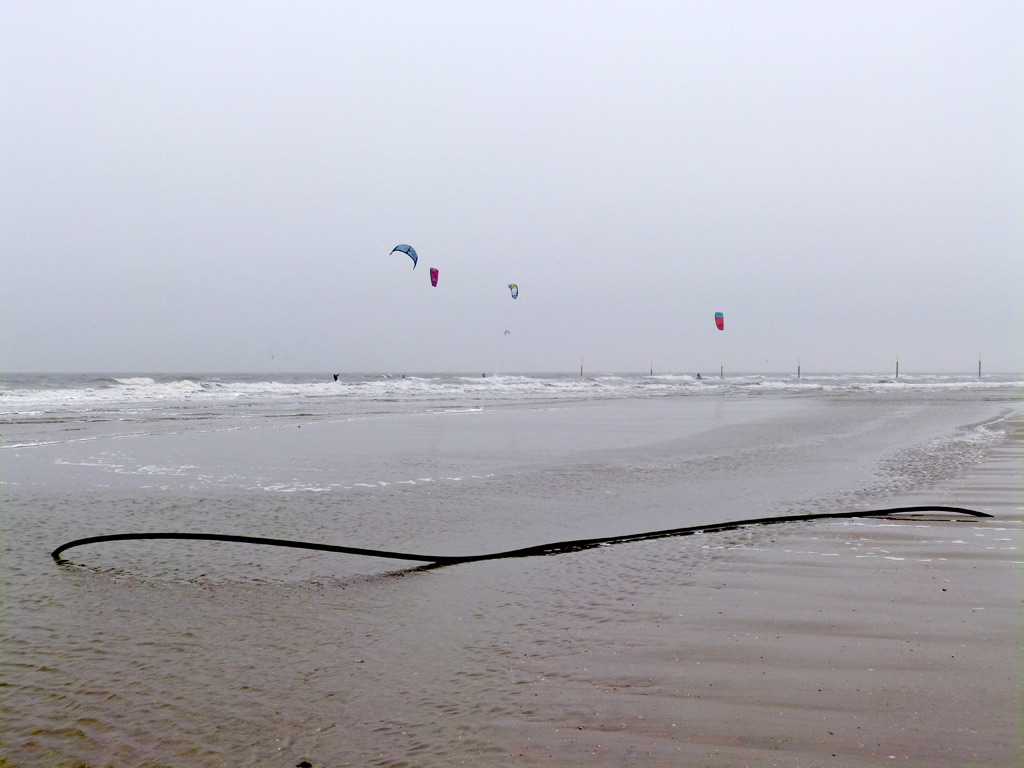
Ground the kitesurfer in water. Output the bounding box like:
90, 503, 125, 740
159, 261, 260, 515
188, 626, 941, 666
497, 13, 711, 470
333, 373, 339, 381
696, 373, 702, 380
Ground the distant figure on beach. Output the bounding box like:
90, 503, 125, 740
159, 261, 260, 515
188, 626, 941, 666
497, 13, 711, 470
696, 373, 702, 380
333, 373, 339, 381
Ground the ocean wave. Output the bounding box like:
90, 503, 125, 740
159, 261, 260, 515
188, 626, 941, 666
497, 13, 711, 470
0, 372, 1021, 424
113, 376, 158, 386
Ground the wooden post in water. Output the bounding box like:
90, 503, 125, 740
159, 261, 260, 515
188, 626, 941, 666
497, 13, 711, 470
896, 356, 899, 379
798, 357, 801, 379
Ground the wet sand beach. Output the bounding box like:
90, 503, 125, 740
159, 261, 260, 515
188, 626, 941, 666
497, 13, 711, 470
1, 387, 1021, 767
406, 412, 1024, 767
509, 481, 1024, 766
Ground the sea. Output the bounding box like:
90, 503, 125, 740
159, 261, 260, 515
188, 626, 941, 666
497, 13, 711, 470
1, 371, 1021, 766
3, 370, 1022, 445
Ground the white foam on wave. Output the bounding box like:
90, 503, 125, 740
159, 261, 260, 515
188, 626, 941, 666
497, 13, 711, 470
259, 482, 334, 493
1, 372, 1021, 424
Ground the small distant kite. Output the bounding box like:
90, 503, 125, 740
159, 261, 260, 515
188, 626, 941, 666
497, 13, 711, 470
508, 283, 518, 299
390, 244, 418, 269
504, 330, 510, 335
715, 312, 724, 330
430, 267, 438, 287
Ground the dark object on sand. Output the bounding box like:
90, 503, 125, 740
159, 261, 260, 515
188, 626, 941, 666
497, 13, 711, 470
51, 506, 990, 568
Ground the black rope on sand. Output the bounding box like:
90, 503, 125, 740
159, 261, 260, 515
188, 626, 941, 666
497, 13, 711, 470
51, 506, 991, 567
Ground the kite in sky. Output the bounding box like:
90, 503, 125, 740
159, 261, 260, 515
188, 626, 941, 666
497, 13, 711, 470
715, 312, 724, 330
430, 267, 438, 287
390, 244, 418, 269
508, 283, 518, 299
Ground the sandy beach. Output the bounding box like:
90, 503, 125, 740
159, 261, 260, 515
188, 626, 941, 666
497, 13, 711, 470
505, 470, 1024, 766
1, 384, 1021, 767
414, 411, 1024, 767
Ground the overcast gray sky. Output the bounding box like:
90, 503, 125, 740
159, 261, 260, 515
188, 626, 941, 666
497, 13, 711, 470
3, 0, 1021, 374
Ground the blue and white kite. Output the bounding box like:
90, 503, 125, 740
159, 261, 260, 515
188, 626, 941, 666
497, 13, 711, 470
390, 244, 418, 269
